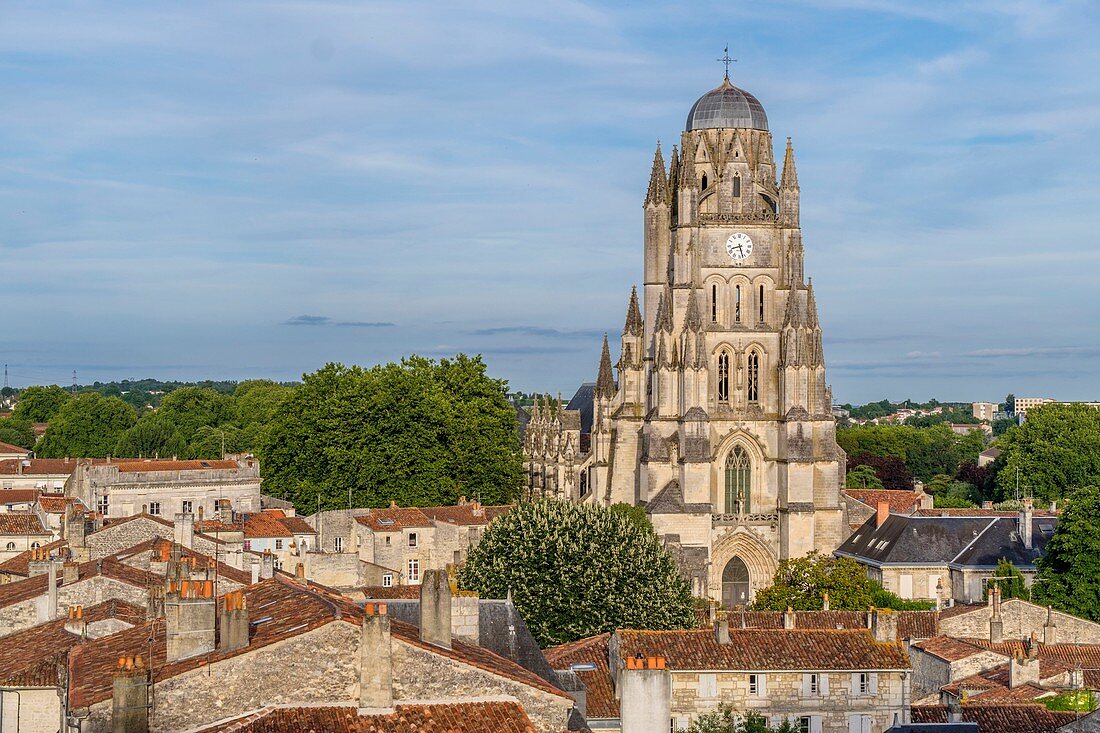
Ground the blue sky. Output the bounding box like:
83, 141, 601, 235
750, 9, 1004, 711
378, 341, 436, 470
2, 0, 1099, 404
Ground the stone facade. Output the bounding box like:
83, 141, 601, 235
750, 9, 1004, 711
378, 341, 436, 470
909, 646, 1009, 701
0, 688, 60, 733
524, 75, 847, 605
0, 576, 148, 638
938, 599, 1100, 645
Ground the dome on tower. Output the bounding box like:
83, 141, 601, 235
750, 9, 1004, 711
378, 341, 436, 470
685, 77, 768, 131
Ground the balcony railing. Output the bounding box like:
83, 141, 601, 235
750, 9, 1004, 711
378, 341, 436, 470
699, 211, 779, 225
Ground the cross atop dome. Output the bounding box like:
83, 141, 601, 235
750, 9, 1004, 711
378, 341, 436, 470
717, 46, 736, 80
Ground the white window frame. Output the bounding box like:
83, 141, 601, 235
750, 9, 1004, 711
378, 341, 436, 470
749, 673, 767, 696
382, 573, 393, 588
408, 532, 418, 548
407, 559, 420, 582
98, 494, 109, 517
333, 536, 344, 553
149, 501, 161, 516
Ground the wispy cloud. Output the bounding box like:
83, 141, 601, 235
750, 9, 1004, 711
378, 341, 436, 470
283, 315, 394, 328
471, 326, 604, 339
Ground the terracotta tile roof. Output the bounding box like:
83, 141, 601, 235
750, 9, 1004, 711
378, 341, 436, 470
191, 702, 538, 732
111, 536, 254, 586
242, 510, 295, 538
939, 602, 984, 620
195, 517, 246, 533
68, 576, 571, 708
420, 503, 512, 526
356, 506, 434, 531
37, 493, 76, 513
0, 537, 70, 576
963, 639, 1100, 688
362, 585, 420, 599
101, 512, 176, 530
911, 636, 997, 663
843, 489, 925, 514
0, 488, 41, 505
0, 440, 29, 453
0, 557, 160, 611
277, 515, 316, 535
718, 609, 939, 640
911, 704, 1078, 733
0, 511, 50, 535
0, 599, 144, 685
616, 628, 911, 671
544, 633, 618, 719
942, 664, 1061, 704
114, 459, 240, 473
0, 458, 84, 475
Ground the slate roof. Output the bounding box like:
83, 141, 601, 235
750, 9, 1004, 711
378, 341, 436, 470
911, 704, 1078, 733
190, 702, 538, 733
645, 480, 713, 515
67, 575, 572, 708
0, 511, 51, 535
616, 628, 911, 671
566, 383, 595, 436
836, 513, 1054, 569
0, 598, 145, 685
545, 633, 618, 719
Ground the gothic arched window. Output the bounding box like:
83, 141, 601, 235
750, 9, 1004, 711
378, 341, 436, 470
717, 351, 730, 402
733, 174, 741, 198
711, 284, 719, 323
758, 284, 766, 323
701, 172, 709, 190
735, 285, 742, 323
724, 446, 752, 514
747, 351, 760, 403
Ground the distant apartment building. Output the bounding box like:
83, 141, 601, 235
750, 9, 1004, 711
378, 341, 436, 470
970, 402, 998, 422
68, 457, 262, 521
1013, 397, 1055, 419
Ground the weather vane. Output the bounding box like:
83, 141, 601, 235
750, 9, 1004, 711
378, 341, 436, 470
718, 46, 736, 79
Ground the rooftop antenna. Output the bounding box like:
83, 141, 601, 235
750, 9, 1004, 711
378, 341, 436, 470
717, 45, 736, 80
71, 370, 78, 394
3, 363, 8, 389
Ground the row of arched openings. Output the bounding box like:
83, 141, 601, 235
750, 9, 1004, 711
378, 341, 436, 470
710, 284, 766, 325
699, 173, 741, 197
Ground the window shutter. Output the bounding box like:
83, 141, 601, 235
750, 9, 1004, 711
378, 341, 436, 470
862, 716, 873, 733
851, 673, 860, 695
802, 674, 812, 697
758, 673, 767, 697
810, 715, 823, 733
820, 673, 829, 697
869, 673, 879, 695
848, 715, 862, 733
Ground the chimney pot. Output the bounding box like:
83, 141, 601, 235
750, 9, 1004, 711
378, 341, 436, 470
876, 501, 890, 528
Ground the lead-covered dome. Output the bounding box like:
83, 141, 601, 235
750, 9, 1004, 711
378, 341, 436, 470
685, 77, 768, 131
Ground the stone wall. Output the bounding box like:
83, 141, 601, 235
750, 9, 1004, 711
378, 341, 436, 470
909, 646, 1008, 700
666, 669, 908, 733
879, 566, 948, 601
1, 687, 60, 733
938, 600, 1100, 644
0, 576, 148, 638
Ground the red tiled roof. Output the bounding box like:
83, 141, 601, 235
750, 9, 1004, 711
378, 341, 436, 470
278, 514, 316, 535
0, 557, 160, 610
0, 537, 69, 577
911, 636, 997, 663
0, 488, 41, 505
963, 639, 1100, 688
111, 536, 254, 586
715, 609, 938, 640
0, 511, 50, 536
844, 489, 925, 514
37, 493, 75, 513
0, 458, 96, 476
0, 599, 145, 685
0, 440, 29, 454
67, 576, 571, 708
243, 510, 295, 538
356, 506, 434, 531
544, 633, 617, 719
192, 702, 538, 733
911, 704, 1078, 733
362, 585, 419, 599
420, 503, 512, 526
114, 459, 240, 473
617, 628, 911, 671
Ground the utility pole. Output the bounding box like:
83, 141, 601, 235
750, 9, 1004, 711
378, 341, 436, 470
71, 370, 77, 394
1016, 466, 1021, 502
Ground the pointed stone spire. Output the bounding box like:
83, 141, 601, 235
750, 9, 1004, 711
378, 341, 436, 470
680, 143, 698, 189
781, 137, 799, 190
783, 287, 803, 328
668, 145, 680, 192
655, 288, 673, 333
624, 286, 643, 336
645, 142, 669, 206
669, 338, 681, 369
806, 278, 819, 327
595, 333, 615, 400
656, 334, 668, 369
683, 290, 704, 333
813, 331, 825, 367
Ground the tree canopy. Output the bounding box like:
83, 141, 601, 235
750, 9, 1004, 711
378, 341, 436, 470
458, 500, 695, 647
157, 387, 232, 443
113, 413, 187, 459
845, 464, 883, 489
0, 417, 36, 449
679, 708, 797, 733
36, 393, 137, 458
988, 558, 1028, 601
993, 403, 1100, 503
751, 553, 932, 611
259, 356, 523, 512
13, 385, 72, 423
837, 423, 985, 482
1034, 486, 1100, 621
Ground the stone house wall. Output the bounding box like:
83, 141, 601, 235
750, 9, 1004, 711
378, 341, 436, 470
666, 669, 908, 733
938, 600, 1100, 644
878, 566, 948, 601
909, 646, 1008, 700
0, 576, 148, 638
0, 687, 60, 733
358, 525, 438, 584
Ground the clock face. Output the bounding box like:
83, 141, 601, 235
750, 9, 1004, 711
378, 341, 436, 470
726, 232, 754, 261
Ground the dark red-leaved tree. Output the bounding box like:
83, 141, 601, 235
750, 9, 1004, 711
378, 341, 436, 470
849, 453, 914, 490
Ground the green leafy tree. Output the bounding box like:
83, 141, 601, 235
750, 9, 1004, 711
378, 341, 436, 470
13, 385, 72, 423
752, 553, 932, 611
232, 380, 292, 427
458, 500, 694, 647
36, 393, 137, 458
845, 464, 883, 489
1034, 487, 1100, 621
992, 418, 1016, 437
260, 356, 523, 511
157, 387, 232, 442
188, 425, 244, 458
610, 502, 654, 533
838, 424, 984, 483
0, 417, 36, 449
114, 413, 187, 458
994, 403, 1100, 503
678, 707, 798, 733
988, 558, 1028, 600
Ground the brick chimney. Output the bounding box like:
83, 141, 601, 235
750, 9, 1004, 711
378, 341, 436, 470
27, 547, 50, 576
165, 578, 216, 662
420, 569, 452, 650
989, 586, 1004, 644
871, 608, 897, 643
620, 655, 670, 733
1020, 498, 1034, 550
218, 590, 249, 652
259, 550, 275, 580
783, 606, 797, 630
360, 602, 394, 711
714, 614, 730, 644
1044, 606, 1058, 645
173, 512, 194, 549
876, 501, 890, 528
65, 605, 87, 638
822, 592, 830, 611
112, 655, 150, 733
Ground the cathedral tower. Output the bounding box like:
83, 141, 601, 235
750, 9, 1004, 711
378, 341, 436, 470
524, 72, 846, 606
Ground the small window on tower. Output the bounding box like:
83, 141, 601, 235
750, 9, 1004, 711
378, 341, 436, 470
701, 173, 709, 190
735, 285, 742, 323
733, 175, 741, 197
717, 352, 730, 402
711, 284, 718, 323
747, 351, 760, 402
759, 285, 766, 322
